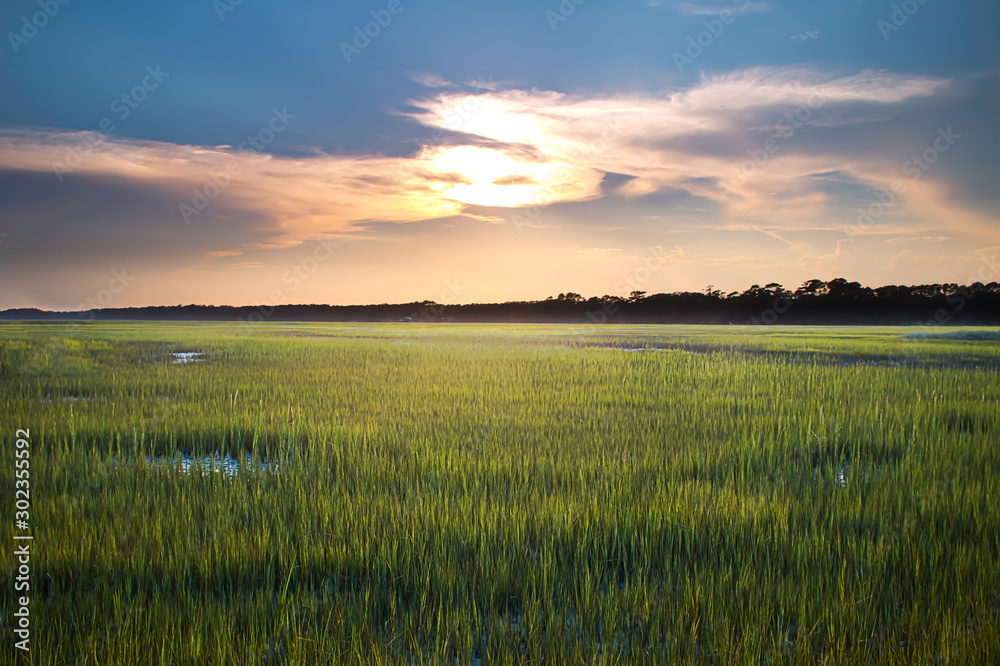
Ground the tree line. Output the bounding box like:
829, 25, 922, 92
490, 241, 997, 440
3, 279, 1000, 326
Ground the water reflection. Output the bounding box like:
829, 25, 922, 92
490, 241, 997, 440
114, 453, 278, 477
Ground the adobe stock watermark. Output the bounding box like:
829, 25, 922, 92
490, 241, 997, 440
878, 0, 932, 41
913, 248, 1000, 329
393, 75, 495, 185
179, 107, 295, 225
433, 76, 495, 131
509, 180, 574, 234
213, 0, 247, 21
845, 126, 960, 241
75, 268, 134, 312
13, 426, 32, 653
580, 246, 674, 329
672, 0, 752, 73
21, 268, 135, 377
52, 66, 170, 182
7, 0, 72, 54
545, 0, 587, 31
749, 294, 793, 326
509, 116, 627, 234
718, 91, 828, 200
236, 237, 341, 331
340, 0, 409, 64
881, 463, 968, 545
407, 278, 466, 322
561, 116, 627, 171
951, 589, 1000, 654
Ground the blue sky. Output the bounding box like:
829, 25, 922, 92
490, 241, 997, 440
1, 0, 999, 308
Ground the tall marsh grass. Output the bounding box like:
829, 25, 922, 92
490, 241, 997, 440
1, 323, 998, 663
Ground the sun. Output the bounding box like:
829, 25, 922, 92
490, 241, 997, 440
425, 145, 575, 208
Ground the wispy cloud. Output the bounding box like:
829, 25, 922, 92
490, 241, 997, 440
791, 30, 821, 41
651, 1, 775, 16
572, 246, 624, 257
465, 77, 502, 92
0, 128, 599, 254
886, 235, 951, 244
407, 72, 454, 88
0, 129, 464, 253
409, 67, 962, 232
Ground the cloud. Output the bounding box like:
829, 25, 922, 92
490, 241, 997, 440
407, 67, 970, 232
407, 72, 454, 88
0, 127, 599, 254
493, 174, 539, 186
0, 129, 472, 249
465, 77, 502, 92
2, 65, 998, 301
3, 65, 983, 264
572, 246, 623, 257
651, 1, 774, 15
791, 30, 821, 41
885, 236, 950, 244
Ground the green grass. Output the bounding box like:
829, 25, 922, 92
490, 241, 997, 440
2, 322, 999, 663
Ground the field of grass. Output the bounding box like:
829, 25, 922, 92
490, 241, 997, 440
2, 322, 999, 664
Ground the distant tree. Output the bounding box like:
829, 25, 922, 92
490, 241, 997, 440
826, 278, 868, 300
795, 279, 827, 298
877, 285, 916, 302
763, 283, 793, 301
911, 284, 943, 299
629, 291, 647, 302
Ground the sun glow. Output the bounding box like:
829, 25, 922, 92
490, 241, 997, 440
425, 145, 597, 208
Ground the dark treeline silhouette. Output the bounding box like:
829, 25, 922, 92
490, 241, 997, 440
4, 279, 1000, 326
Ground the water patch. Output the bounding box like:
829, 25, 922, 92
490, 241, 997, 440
114, 453, 278, 477
900, 330, 1000, 341
41, 396, 103, 404
813, 464, 851, 487
839, 358, 910, 368
596, 345, 705, 354
171, 352, 204, 363
811, 463, 884, 487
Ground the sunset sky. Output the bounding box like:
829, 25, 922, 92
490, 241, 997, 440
2, 0, 999, 309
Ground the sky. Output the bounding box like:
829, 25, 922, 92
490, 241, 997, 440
1, 0, 999, 309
